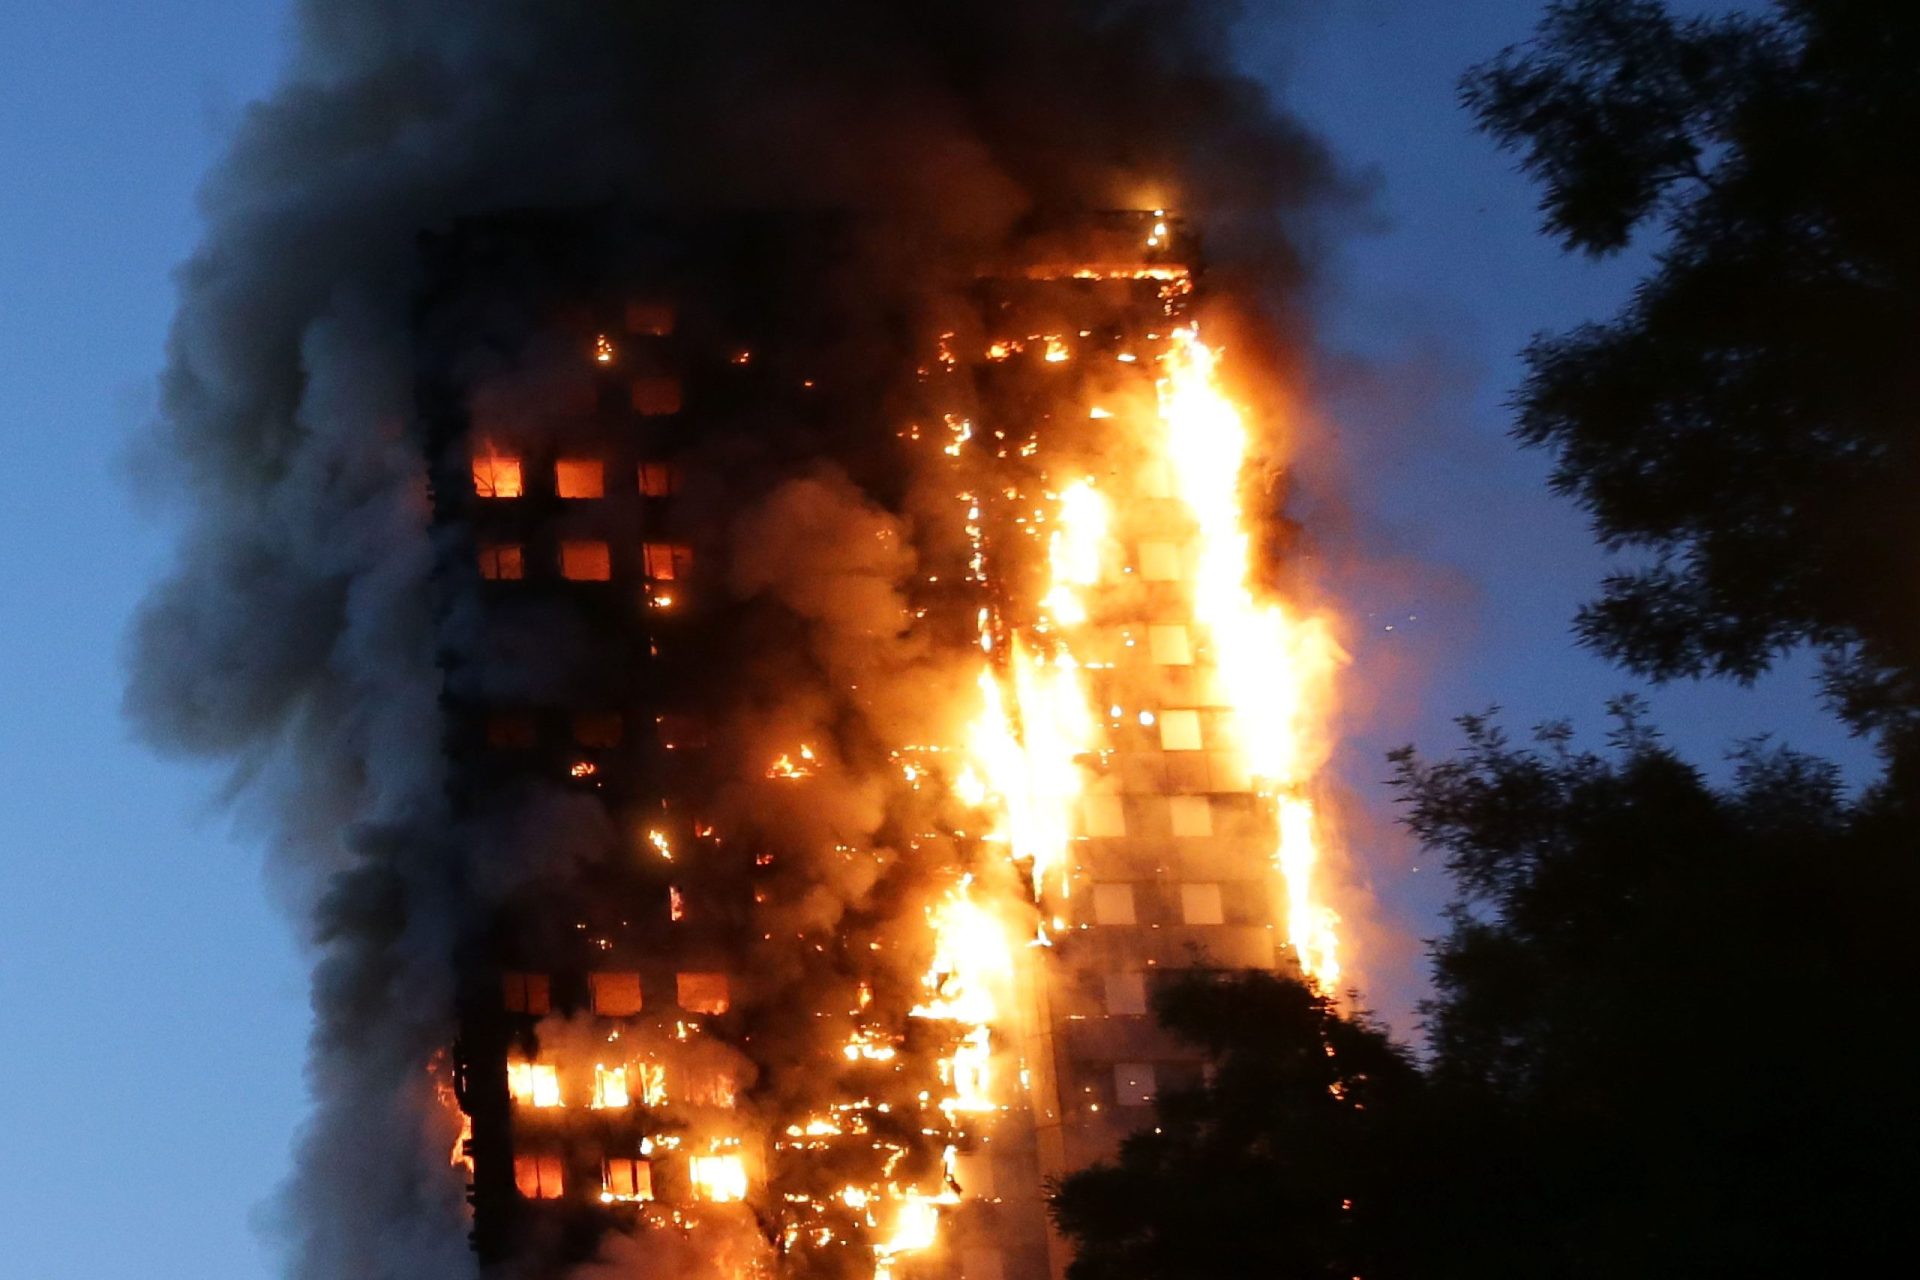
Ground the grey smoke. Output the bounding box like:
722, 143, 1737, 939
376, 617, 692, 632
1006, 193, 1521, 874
126, 3, 1348, 1275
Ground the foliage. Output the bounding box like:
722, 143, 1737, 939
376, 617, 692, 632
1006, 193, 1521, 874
1391, 703, 1918, 1276
1462, 2, 1920, 738
1050, 969, 1425, 1280
1055, 706, 1920, 1276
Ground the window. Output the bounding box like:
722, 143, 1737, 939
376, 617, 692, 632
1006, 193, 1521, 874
643, 542, 692, 581
555, 458, 605, 499
472, 454, 523, 498
1207, 752, 1251, 793
478, 544, 524, 581
507, 1061, 562, 1108
1148, 624, 1192, 665
1168, 795, 1213, 837
572, 712, 623, 748
515, 1153, 565, 1199
1092, 884, 1136, 926
638, 461, 681, 497
625, 300, 675, 336
677, 971, 730, 1015
1113, 1063, 1157, 1107
486, 714, 538, 750
1081, 793, 1126, 838
634, 1061, 668, 1107
502, 971, 550, 1015
590, 971, 643, 1017
685, 1065, 738, 1108
592, 1065, 630, 1110
1158, 709, 1203, 751
1137, 540, 1181, 581
631, 376, 683, 416
560, 540, 612, 581
1103, 972, 1147, 1016
1181, 883, 1225, 925
688, 1153, 747, 1203
602, 1157, 653, 1203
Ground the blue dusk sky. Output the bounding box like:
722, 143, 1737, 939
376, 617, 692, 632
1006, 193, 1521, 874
0, 3, 1864, 1277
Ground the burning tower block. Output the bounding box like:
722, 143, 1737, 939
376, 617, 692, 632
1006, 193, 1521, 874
420, 208, 1341, 1280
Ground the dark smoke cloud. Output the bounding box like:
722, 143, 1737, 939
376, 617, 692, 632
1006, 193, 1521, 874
126, 3, 1351, 1275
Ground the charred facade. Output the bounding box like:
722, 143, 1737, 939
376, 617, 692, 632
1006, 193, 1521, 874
420, 209, 1324, 1280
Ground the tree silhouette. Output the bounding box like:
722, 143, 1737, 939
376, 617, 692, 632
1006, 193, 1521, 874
1463, 1, 1920, 741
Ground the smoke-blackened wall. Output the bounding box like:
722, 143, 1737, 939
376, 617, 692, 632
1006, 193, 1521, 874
125, 4, 1351, 1276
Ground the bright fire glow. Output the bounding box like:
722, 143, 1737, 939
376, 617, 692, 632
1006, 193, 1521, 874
507, 1061, 562, 1109
1155, 328, 1345, 987
688, 1153, 748, 1203
592, 1064, 629, 1109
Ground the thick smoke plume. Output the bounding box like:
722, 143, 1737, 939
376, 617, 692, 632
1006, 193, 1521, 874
127, 3, 1351, 1276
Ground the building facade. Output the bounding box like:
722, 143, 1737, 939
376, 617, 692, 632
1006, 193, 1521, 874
422, 209, 1307, 1279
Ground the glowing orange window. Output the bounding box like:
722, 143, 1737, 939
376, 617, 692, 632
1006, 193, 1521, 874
502, 971, 550, 1015
514, 1153, 565, 1199
688, 1153, 747, 1203
591, 1064, 630, 1110
560, 540, 612, 581
603, 1157, 653, 1202
638, 462, 680, 497
677, 971, 730, 1015
507, 1060, 562, 1108
473, 454, 522, 498
631, 376, 683, 416
555, 459, 605, 499
478, 544, 524, 580
643, 542, 691, 581
590, 971, 643, 1017
572, 712, 623, 748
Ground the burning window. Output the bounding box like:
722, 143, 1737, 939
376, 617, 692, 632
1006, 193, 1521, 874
502, 971, 551, 1015
642, 542, 692, 581
486, 713, 538, 750
1137, 539, 1181, 582
1092, 884, 1137, 926
514, 1153, 565, 1199
1180, 883, 1225, 926
591, 1064, 630, 1109
1158, 709, 1203, 752
1104, 972, 1148, 1016
688, 1153, 748, 1203
1081, 793, 1126, 838
1168, 795, 1213, 837
1113, 1063, 1157, 1108
590, 971, 644, 1017
602, 1157, 653, 1203
634, 1061, 668, 1107
676, 971, 730, 1015
560, 540, 612, 581
572, 712, 623, 748
631, 376, 683, 416
472, 454, 523, 499
507, 1061, 563, 1108
555, 458, 605, 499
1148, 623, 1193, 665
478, 543, 524, 581
638, 461, 681, 497
625, 300, 675, 335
